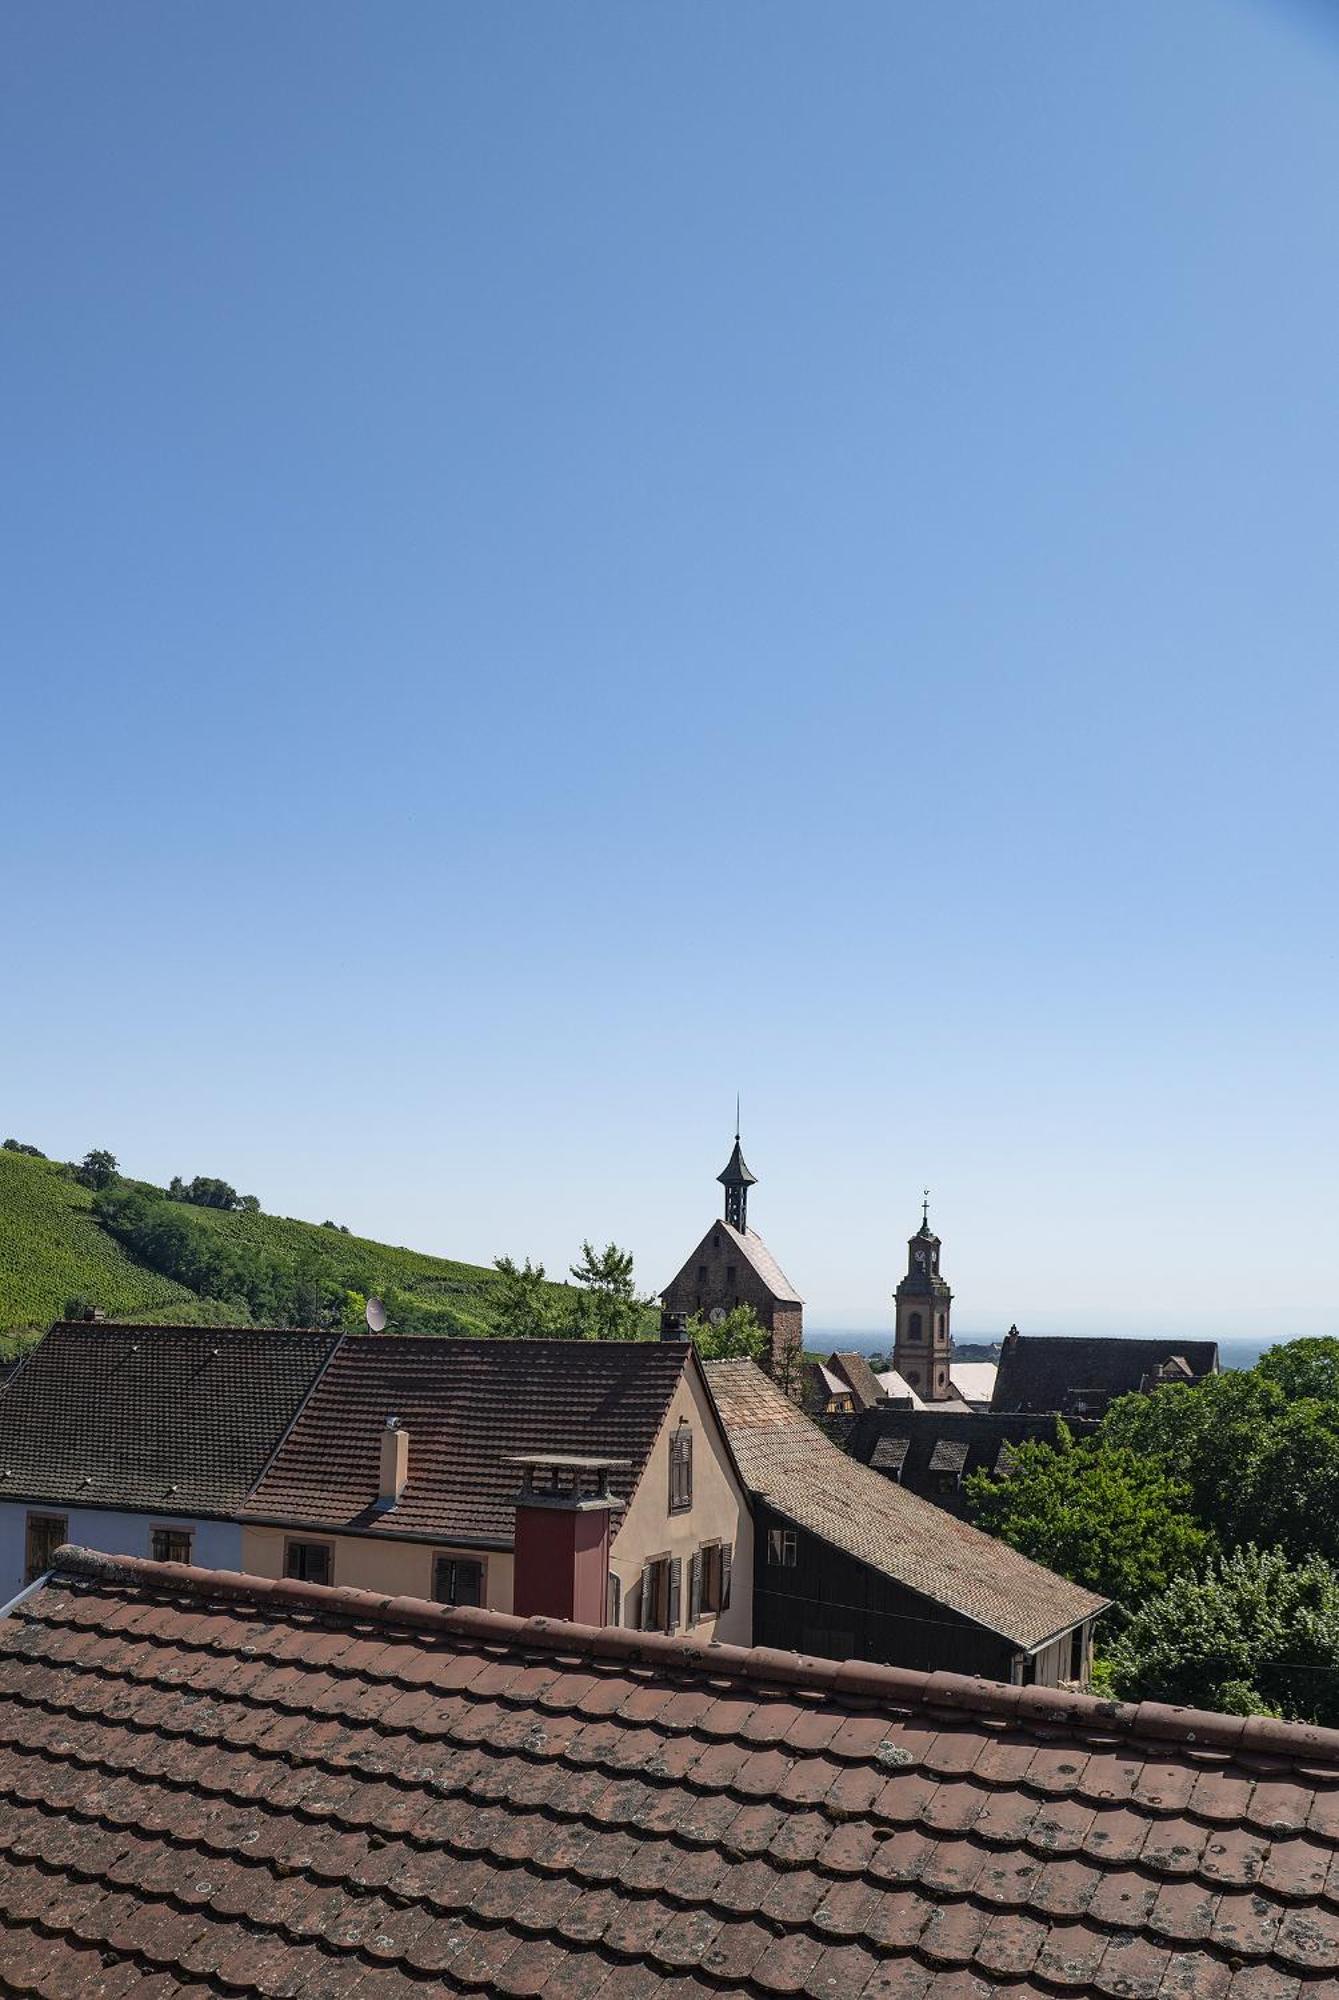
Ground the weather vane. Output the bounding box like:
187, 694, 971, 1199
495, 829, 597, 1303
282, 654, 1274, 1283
922, 1187, 930, 1227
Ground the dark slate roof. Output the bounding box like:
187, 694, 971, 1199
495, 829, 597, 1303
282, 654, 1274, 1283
243, 1334, 692, 1543
724, 1220, 803, 1303
845, 1407, 1089, 1510
4, 1545, 1339, 2000
705, 1361, 1106, 1647
827, 1350, 886, 1412
716, 1135, 757, 1187
991, 1334, 1220, 1414
0, 1322, 342, 1517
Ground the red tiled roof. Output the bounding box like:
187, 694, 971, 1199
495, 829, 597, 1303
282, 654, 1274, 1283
706, 1360, 1107, 1648
242, 1334, 693, 1542
0, 1322, 343, 1516
4, 1546, 1339, 1998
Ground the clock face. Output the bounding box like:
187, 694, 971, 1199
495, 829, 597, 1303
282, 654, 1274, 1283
709, 1306, 727, 1325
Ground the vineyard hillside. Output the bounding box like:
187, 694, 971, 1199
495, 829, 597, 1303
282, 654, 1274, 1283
0, 1148, 580, 1345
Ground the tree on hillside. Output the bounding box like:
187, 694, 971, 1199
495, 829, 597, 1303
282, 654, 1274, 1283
1108, 1545, 1339, 1726
2, 1140, 45, 1158
491, 1256, 566, 1339
1257, 1337, 1339, 1405
167, 1175, 260, 1213
688, 1303, 769, 1362
965, 1428, 1212, 1625
569, 1241, 648, 1342
74, 1149, 118, 1191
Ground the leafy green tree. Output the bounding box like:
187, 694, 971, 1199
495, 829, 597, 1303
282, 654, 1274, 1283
1108, 1545, 1339, 1726
74, 1149, 118, 1191
966, 1427, 1212, 1624
1257, 1337, 1339, 1405
491, 1256, 566, 1339
568, 1241, 647, 1342
688, 1303, 769, 1362
1101, 1370, 1339, 1569
3, 1140, 45, 1158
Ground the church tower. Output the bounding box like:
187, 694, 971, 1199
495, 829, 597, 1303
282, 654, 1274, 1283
717, 1132, 757, 1233
893, 1196, 954, 1401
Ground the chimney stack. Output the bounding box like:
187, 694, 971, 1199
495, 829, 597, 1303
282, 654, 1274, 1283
510, 1454, 627, 1625
660, 1309, 689, 1343
378, 1416, 408, 1509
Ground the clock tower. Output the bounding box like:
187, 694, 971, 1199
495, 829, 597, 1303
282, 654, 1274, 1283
893, 1196, 954, 1401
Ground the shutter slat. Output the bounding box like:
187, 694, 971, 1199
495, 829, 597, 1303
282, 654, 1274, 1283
639, 1565, 654, 1631
689, 1548, 702, 1624
667, 1556, 682, 1634
720, 1543, 732, 1612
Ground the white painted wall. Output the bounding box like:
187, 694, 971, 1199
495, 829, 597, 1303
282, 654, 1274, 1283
0, 1503, 242, 1600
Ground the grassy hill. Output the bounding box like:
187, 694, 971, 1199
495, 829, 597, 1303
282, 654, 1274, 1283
0, 1149, 581, 1348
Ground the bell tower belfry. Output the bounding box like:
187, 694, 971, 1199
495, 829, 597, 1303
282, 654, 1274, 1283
717, 1130, 757, 1232
893, 1193, 954, 1401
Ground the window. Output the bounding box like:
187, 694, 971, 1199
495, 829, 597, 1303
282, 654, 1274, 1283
690, 1541, 733, 1619
908, 1312, 922, 1339
936, 1314, 945, 1335
25, 1513, 66, 1584
432, 1556, 484, 1608
1069, 1625, 1086, 1682
767, 1526, 797, 1567
284, 1540, 333, 1585
151, 1527, 193, 1565
696, 1265, 707, 1284
639, 1554, 681, 1633
607, 1571, 622, 1626
725, 1264, 736, 1285
668, 1425, 693, 1514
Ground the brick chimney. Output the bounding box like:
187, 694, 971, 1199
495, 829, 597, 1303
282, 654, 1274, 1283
377, 1416, 408, 1510
510, 1454, 627, 1625
660, 1309, 689, 1343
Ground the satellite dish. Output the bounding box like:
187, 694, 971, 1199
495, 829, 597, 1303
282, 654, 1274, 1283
365, 1295, 387, 1333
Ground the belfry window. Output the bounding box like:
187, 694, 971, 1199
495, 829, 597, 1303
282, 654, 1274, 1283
908, 1312, 922, 1339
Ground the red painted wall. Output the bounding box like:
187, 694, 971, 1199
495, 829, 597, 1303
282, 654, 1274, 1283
513, 1504, 611, 1625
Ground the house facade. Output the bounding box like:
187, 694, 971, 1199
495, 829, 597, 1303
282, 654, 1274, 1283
705, 1358, 1107, 1685
240, 1330, 753, 1644
0, 1322, 342, 1602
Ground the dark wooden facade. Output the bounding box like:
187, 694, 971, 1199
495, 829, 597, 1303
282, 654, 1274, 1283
750, 1500, 1089, 1686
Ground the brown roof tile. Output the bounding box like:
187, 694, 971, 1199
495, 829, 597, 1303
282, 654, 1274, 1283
0, 1548, 1336, 1999
242, 1334, 691, 1540
0, 1322, 342, 1516
704, 1359, 1108, 1647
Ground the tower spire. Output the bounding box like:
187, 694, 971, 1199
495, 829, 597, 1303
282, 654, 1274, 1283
717, 1121, 757, 1233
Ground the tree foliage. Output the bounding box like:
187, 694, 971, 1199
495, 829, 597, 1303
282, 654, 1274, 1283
568, 1241, 648, 1342
491, 1256, 569, 1339
168, 1176, 259, 1213
966, 1427, 1212, 1624
1257, 1336, 1339, 1405
73, 1150, 118, 1191
2, 1140, 45, 1158
688, 1303, 769, 1362
1107, 1545, 1339, 1726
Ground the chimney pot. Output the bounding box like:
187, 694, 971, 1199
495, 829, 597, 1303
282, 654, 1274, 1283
660, 1309, 690, 1344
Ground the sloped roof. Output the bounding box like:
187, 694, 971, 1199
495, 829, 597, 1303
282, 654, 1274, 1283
3, 1546, 1338, 2000
242, 1334, 692, 1542
876, 1365, 927, 1409
0, 1322, 342, 1517
992, 1335, 1219, 1414
846, 1407, 1088, 1509
716, 1135, 757, 1187
725, 1220, 803, 1303
704, 1360, 1107, 1647
827, 1349, 885, 1411
948, 1359, 998, 1403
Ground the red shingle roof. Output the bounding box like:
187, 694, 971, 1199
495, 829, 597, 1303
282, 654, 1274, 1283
4, 1546, 1339, 1997
242, 1334, 692, 1542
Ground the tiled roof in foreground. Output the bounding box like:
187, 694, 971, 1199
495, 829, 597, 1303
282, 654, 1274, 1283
4, 1549, 1339, 1998
706, 1360, 1107, 1648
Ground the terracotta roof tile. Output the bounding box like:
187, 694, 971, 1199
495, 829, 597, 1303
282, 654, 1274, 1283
705, 1359, 1107, 1647
243, 1333, 692, 1540
3, 1545, 1339, 1998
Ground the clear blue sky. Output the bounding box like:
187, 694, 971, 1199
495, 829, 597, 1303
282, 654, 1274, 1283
4, 1, 1338, 1336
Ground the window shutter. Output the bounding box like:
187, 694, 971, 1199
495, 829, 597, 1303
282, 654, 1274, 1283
639, 1566, 655, 1631
720, 1543, 732, 1611
689, 1548, 702, 1624
667, 1557, 682, 1633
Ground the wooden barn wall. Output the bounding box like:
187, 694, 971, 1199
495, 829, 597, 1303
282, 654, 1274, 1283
750, 1503, 1019, 1681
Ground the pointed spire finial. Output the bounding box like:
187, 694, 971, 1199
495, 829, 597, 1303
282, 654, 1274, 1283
922, 1187, 930, 1229
735, 1091, 741, 1140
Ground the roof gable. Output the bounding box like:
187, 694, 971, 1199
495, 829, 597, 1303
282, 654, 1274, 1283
705, 1359, 1107, 1645
1, 1544, 1336, 2000
242, 1334, 693, 1541
661, 1219, 803, 1305
0, 1323, 342, 1516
